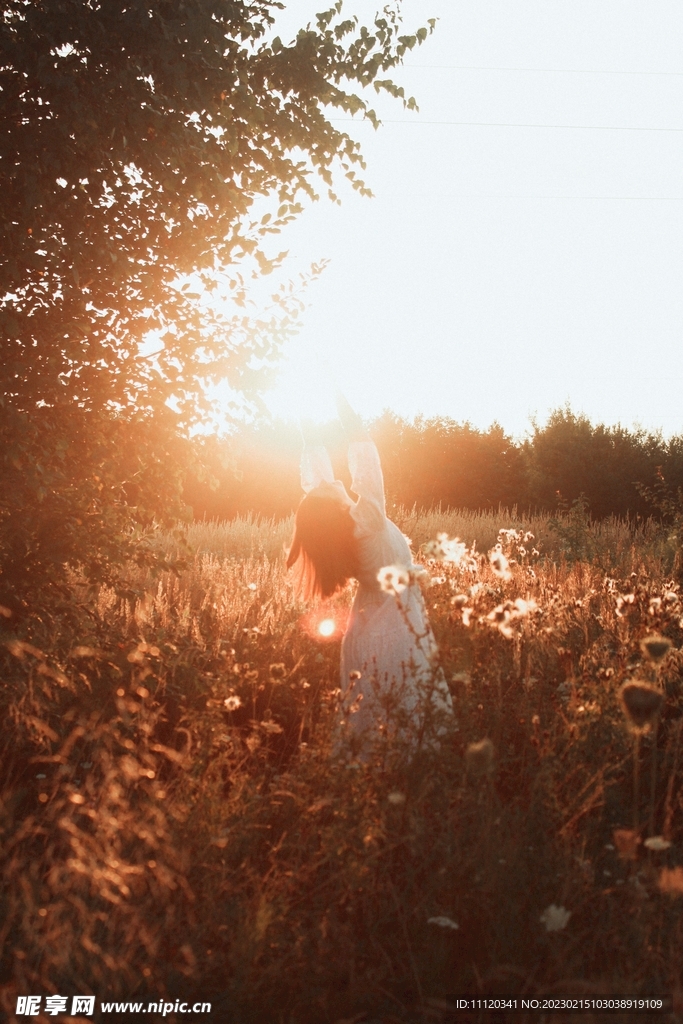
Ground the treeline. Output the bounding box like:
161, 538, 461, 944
185, 407, 683, 521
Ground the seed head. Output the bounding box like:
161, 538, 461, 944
640, 635, 672, 664
619, 680, 664, 731
466, 738, 495, 777
644, 835, 672, 851
539, 904, 571, 932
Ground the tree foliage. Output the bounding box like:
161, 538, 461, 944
0, 0, 433, 605
522, 407, 683, 519
184, 409, 683, 524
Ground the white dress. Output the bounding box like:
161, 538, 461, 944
300, 441, 454, 751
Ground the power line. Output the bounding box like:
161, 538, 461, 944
375, 194, 683, 200
402, 64, 683, 77
331, 118, 683, 132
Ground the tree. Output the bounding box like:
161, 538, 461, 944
371, 412, 523, 511
522, 407, 672, 519
0, 0, 433, 606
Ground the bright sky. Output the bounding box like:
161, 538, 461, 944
259, 1, 683, 438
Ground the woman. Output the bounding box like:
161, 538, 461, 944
287, 395, 453, 754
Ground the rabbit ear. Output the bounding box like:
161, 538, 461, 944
286, 536, 301, 569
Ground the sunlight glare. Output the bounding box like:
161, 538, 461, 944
264, 340, 339, 424
318, 618, 335, 637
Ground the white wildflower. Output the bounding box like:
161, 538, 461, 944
377, 565, 411, 594
423, 532, 467, 564
428, 916, 459, 930
224, 695, 242, 711
378, 564, 426, 593
260, 720, 283, 734
487, 597, 537, 638
644, 836, 672, 851
489, 545, 511, 581
451, 670, 471, 686
540, 904, 571, 932
424, 533, 478, 569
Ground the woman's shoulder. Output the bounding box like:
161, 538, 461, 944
350, 494, 386, 536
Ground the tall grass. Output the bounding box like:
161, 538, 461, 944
158, 504, 665, 576
1, 507, 682, 1022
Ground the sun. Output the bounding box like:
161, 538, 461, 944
262, 334, 351, 425
318, 618, 336, 637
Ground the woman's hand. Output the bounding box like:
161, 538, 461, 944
299, 418, 324, 447
335, 392, 367, 441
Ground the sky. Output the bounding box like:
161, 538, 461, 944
255, 1, 683, 439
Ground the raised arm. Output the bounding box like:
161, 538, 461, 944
336, 393, 386, 516
348, 440, 386, 516
300, 444, 335, 494
297, 420, 335, 493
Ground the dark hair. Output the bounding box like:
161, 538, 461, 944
286, 493, 357, 599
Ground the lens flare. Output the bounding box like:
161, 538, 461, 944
318, 618, 335, 637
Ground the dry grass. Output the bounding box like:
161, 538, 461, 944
160, 504, 664, 574
1, 509, 682, 1022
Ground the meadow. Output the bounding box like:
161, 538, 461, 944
2, 505, 683, 1023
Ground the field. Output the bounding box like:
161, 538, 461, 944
2, 506, 683, 1023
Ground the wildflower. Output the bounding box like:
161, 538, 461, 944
539, 904, 571, 932
387, 791, 406, 805
644, 836, 672, 851
451, 670, 471, 686
658, 867, 683, 896
428, 916, 459, 930
466, 738, 495, 777
616, 593, 635, 616
247, 582, 257, 591
348, 693, 363, 714
487, 597, 537, 638
260, 720, 283, 734
224, 695, 241, 711
424, 533, 467, 564
489, 545, 511, 581
269, 662, 286, 678
377, 565, 410, 594
619, 681, 664, 732
640, 635, 672, 664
